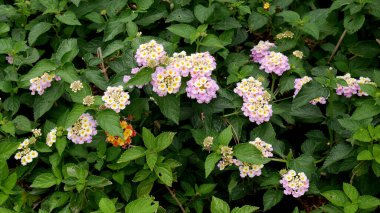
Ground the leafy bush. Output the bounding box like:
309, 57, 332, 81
1, 0, 380, 212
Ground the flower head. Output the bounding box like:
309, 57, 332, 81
259, 52, 290, 76
70, 80, 83, 93
83, 95, 95, 106
280, 170, 309, 198
250, 41, 275, 63
186, 76, 219, 104
203, 136, 214, 151
29, 73, 57, 95
102, 86, 130, 113
15, 138, 38, 166
276, 31, 294, 40
135, 40, 167, 67
294, 76, 312, 97
46, 128, 57, 147
32, 129, 42, 137
106, 120, 136, 148
356, 77, 376, 96
249, 137, 273, 158
189, 52, 216, 77
151, 66, 182, 96
169, 51, 193, 77
67, 113, 97, 144
293, 50, 304, 59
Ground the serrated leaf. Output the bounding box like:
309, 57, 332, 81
234, 143, 270, 165
124, 197, 159, 213
167, 24, 196, 40
99, 198, 116, 213
205, 153, 221, 178
118, 146, 146, 163
194, 4, 214, 23
28, 22, 51, 45
263, 190, 283, 211
31, 173, 57, 188
322, 142, 353, 169
322, 190, 349, 207
96, 110, 123, 138
55, 11, 81, 25
343, 183, 359, 202
211, 196, 230, 213
155, 94, 180, 124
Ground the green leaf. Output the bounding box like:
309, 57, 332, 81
344, 204, 358, 213
125, 197, 159, 213
154, 165, 173, 186
198, 184, 217, 195
58, 63, 80, 83
358, 195, 380, 209
194, 4, 214, 23
96, 110, 123, 138
330, 0, 354, 10
31, 173, 58, 188
47, 192, 70, 212
125, 67, 154, 87
99, 198, 116, 213
343, 183, 359, 202
87, 175, 112, 187
146, 151, 158, 171
277, 11, 301, 24
353, 128, 372, 142
351, 101, 380, 120
55, 11, 82, 25
28, 22, 52, 45
3, 172, 17, 191
216, 126, 233, 146
344, 14, 365, 34
322, 190, 349, 207
357, 150, 373, 161
205, 153, 221, 178
118, 146, 146, 163
13, 115, 32, 132
248, 11, 268, 31
142, 127, 156, 150
371, 161, 380, 177
64, 104, 86, 128
200, 34, 225, 49
155, 132, 176, 152
263, 190, 283, 211
167, 24, 196, 40
373, 144, 380, 164
231, 205, 259, 213
166, 8, 194, 23
33, 82, 65, 120
155, 94, 180, 124
213, 17, 242, 30
104, 20, 125, 42
56, 137, 67, 156
234, 143, 270, 165
1, 122, 15, 136
20, 59, 57, 83
0, 23, 10, 35
137, 180, 154, 198
300, 22, 319, 39
348, 41, 380, 58
54, 39, 79, 64
133, 0, 154, 11
322, 142, 354, 169
211, 196, 230, 213
103, 40, 125, 58
0, 142, 19, 160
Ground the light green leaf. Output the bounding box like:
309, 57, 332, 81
358, 195, 380, 209
231, 205, 259, 213
344, 14, 365, 34
146, 151, 158, 171
154, 165, 173, 186
125, 67, 154, 87
28, 22, 51, 45
234, 143, 270, 165
0, 142, 19, 160
194, 4, 214, 23
357, 150, 373, 161
277, 11, 301, 24
200, 34, 225, 49
167, 24, 196, 40
64, 105, 86, 128
205, 153, 221, 178
118, 146, 146, 163
155, 94, 180, 124
33, 82, 65, 120
216, 126, 233, 146
99, 198, 116, 213
155, 132, 176, 152
248, 11, 268, 31
166, 8, 194, 23
31, 173, 58, 188
55, 39, 79, 64
96, 110, 123, 138
322, 142, 354, 169
343, 183, 359, 202
322, 190, 349, 207
55, 11, 81, 25
125, 197, 159, 213
211, 196, 230, 213
373, 144, 380, 164
300, 22, 319, 39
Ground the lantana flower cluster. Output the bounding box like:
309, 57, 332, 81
29, 72, 61, 95
234, 77, 273, 124
294, 76, 327, 105
131, 40, 219, 103
102, 86, 130, 113
251, 41, 290, 76
249, 137, 273, 158
106, 120, 136, 148
280, 170, 310, 198
336, 74, 376, 97
233, 159, 264, 178
151, 66, 182, 96
15, 129, 42, 166
46, 128, 57, 147
67, 113, 97, 144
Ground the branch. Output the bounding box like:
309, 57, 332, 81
165, 185, 186, 213
328, 29, 347, 64
97, 47, 109, 81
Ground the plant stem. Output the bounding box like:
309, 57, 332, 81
273, 96, 293, 103
271, 158, 287, 163
328, 29, 347, 64
271, 74, 276, 93
97, 47, 109, 81
165, 185, 186, 213
222, 111, 240, 117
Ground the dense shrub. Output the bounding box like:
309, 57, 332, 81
1, 0, 380, 212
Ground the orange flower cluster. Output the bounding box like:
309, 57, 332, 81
106, 121, 136, 148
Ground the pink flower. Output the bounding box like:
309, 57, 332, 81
135, 40, 166, 67
189, 52, 216, 77
259, 52, 290, 76
250, 40, 275, 63
280, 170, 309, 198
186, 76, 219, 104
151, 66, 181, 96
169, 51, 193, 77
29, 73, 57, 95
67, 113, 97, 144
